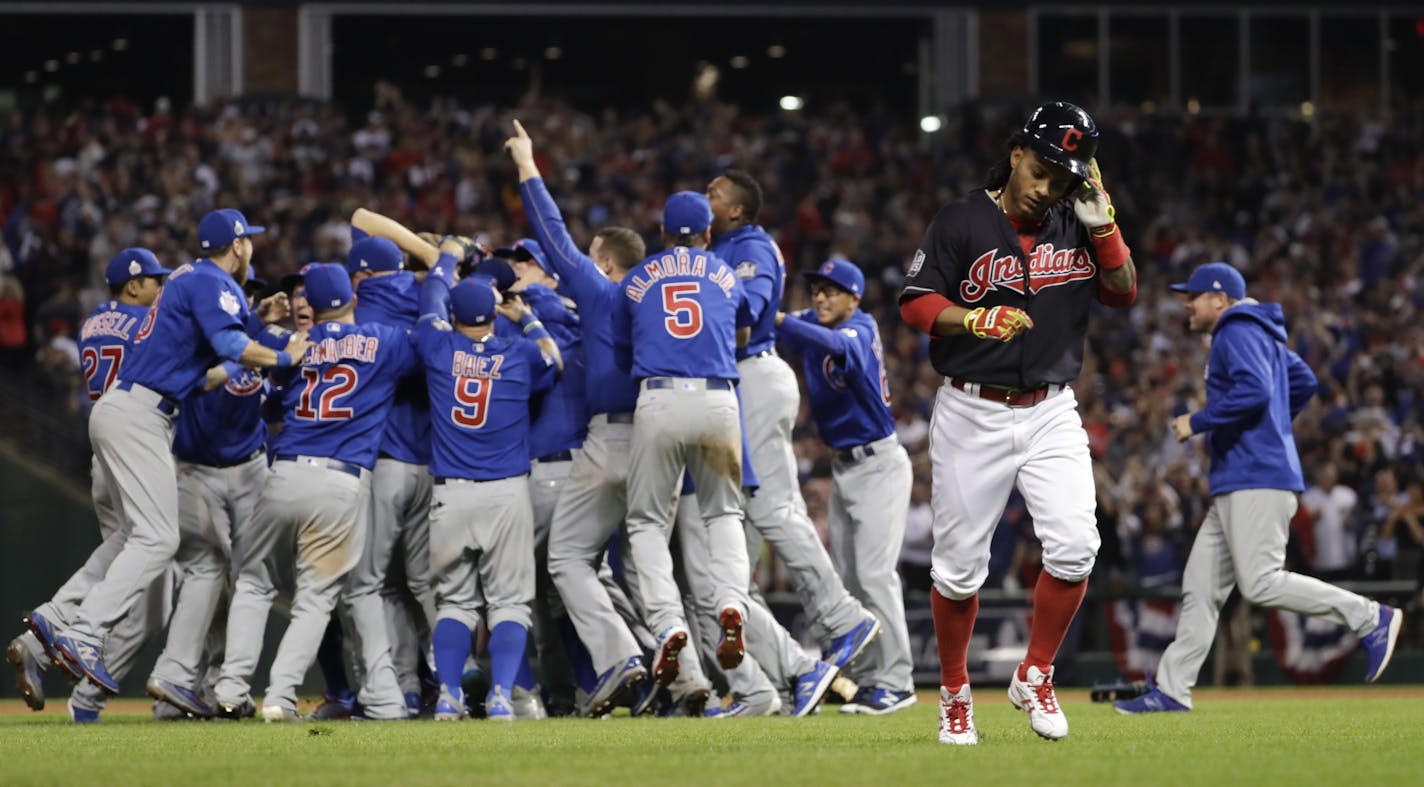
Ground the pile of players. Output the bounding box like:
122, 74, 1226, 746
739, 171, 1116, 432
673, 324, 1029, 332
5, 120, 918, 725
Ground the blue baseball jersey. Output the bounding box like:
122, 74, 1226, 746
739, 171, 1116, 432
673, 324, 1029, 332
519, 176, 638, 415
711, 224, 787, 359
78, 300, 149, 403
612, 246, 749, 381
494, 284, 588, 459
778, 309, 896, 449
355, 272, 433, 465
271, 320, 419, 469
172, 364, 267, 466
121, 259, 255, 400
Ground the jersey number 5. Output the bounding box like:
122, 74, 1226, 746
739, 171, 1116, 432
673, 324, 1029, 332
662, 282, 703, 338
452, 377, 493, 428
81, 345, 124, 402
294, 364, 358, 421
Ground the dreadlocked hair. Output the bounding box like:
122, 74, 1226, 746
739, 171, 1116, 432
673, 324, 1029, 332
982, 131, 1028, 191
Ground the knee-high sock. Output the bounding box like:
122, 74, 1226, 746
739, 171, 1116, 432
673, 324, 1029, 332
488, 621, 529, 695
931, 589, 977, 691
557, 615, 598, 694
1023, 574, 1088, 679
433, 618, 472, 696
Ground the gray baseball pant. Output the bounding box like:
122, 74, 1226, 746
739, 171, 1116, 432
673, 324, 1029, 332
1156, 489, 1379, 708
828, 438, 914, 692
737, 354, 866, 641
624, 379, 750, 638
429, 475, 535, 632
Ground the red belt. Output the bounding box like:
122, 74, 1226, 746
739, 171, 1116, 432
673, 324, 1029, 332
950, 378, 1054, 408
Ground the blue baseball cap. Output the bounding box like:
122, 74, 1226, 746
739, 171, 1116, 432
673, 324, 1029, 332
347, 236, 403, 274
663, 191, 712, 235
450, 277, 498, 325
105, 247, 172, 287
198, 209, 265, 251
351, 225, 370, 243
475, 257, 518, 293
301, 263, 354, 312
506, 238, 554, 279
243, 276, 269, 297
805, 258, 865, 297
1170, 262, 1245, 301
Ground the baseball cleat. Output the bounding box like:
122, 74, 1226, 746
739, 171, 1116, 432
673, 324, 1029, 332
215, 698, 256, 720
840, 687, 917, 716
938, 685, 978, 745
434, 686, 468, 721
260, 702, 302, 723
7, 636, 45, 711
651, 625, 690, 686
67, 697, 101, 724
404, 691, 422, 718
1362, 605, 1403, 683
707, 693, 782, 718
665, 686, 711, 718
485, 686, 515, 721
585, 656, 647, 718
511, 685, 548, 720
152, 700, 191, 721
26, 611, 79, 680
54, 633, 118, 694
716, 607, 745, 670
823, 614, 881, 670
1114, 688, 1189, 715
310, 690, 356, 720
629, 678, 664, 717
1008, 664, 1068, 740
146, 676, 215, 719
791, 660, 839, 718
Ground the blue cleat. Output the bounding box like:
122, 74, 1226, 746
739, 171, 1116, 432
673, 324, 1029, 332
404, 691, 422, 718
309, 689, 356, 720
839, 687, 917, 715
54, 633, 118, 694
823, 615, 880, 670
585, 656, 647, 718
706, 693, 781, 718
434, 686, 467, 721
792, 661, 838, 717
68, 697, 101, 723
26, 611, 78, 680
485, 686, 515, 721
1362, 605, 1403, 683
146, 676, 214, 719
1113, 687, 1190, 715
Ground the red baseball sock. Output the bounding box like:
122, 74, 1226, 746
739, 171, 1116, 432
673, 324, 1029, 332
931, 588, 978, 691
1021, 574, 1089, 680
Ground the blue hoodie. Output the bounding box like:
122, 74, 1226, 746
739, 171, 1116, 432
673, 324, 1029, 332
1189, 301, 1316, 496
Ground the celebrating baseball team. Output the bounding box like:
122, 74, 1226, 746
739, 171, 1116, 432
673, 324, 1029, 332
5, 102, 1405, 744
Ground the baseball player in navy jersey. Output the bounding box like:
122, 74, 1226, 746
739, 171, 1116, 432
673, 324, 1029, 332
24, 211, 304, 707
898, 102, 1137, 744
1115, 263, 1403, 714
611, 190, 754, 689
416, 256, 562, 721
706, 172, 882, 672
507, 122, 660, 717
331, 235, 439, 717
775, 258, 915, 715
7, 248, 172, 718
215, 263, 417, 722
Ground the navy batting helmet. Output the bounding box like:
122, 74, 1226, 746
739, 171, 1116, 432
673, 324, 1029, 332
1019, 101, 1098, 180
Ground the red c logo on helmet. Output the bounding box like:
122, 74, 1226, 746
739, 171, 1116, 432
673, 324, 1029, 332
1061, 128, 1083, 151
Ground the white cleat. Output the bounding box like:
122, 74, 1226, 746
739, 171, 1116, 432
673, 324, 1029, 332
511, 685, 548, 720
260, 702, 302, 723
1008, 664, 1068, 740
937, 685, 978, 745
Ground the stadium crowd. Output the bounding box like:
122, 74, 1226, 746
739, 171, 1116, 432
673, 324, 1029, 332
1, 85, 1421, 615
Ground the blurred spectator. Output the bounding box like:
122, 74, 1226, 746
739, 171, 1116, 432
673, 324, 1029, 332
1301, 462, 1359, 580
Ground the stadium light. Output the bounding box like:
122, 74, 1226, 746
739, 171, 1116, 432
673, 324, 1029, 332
424, 65, 441, 79
480, 47, 498, 61
43, 60, 58, 73
452, 54, 468, 67
545, 47, 563, 60
112, 38, 128, 52
767, 45, 786, 59
730, 55, 750, 70
780, 95, 804, 111
920, 115, 944, 133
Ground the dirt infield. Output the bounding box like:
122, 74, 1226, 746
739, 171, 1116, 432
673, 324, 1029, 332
3, 685, 1421, 717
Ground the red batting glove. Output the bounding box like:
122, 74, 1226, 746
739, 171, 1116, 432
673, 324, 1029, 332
962, 306, 1034, 342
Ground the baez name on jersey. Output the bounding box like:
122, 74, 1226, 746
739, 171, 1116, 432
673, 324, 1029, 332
450, 350, 504, 380
624, 248, 736, 303
80, 309, 141, 341
303, 333, 381, 365
959, 242, 1096, 302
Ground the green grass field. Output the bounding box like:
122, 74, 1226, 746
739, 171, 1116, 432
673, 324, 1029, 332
1, 689, 1419, 786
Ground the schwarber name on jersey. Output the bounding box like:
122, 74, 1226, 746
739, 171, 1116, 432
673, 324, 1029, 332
612, 246, 749, 381
78, 300, 149, 402
781, 309, 896, 449
711, 224, 786, 359
271, 321, 418, 469
120, 259, 252, 400
416, 322, 557, 481
900, 191, 1117, 388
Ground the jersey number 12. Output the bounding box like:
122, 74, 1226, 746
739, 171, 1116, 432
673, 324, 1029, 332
294, 364, 358, 421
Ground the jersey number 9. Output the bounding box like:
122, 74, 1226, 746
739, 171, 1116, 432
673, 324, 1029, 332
452, 376, 493, 429
662, 282, 703, 339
